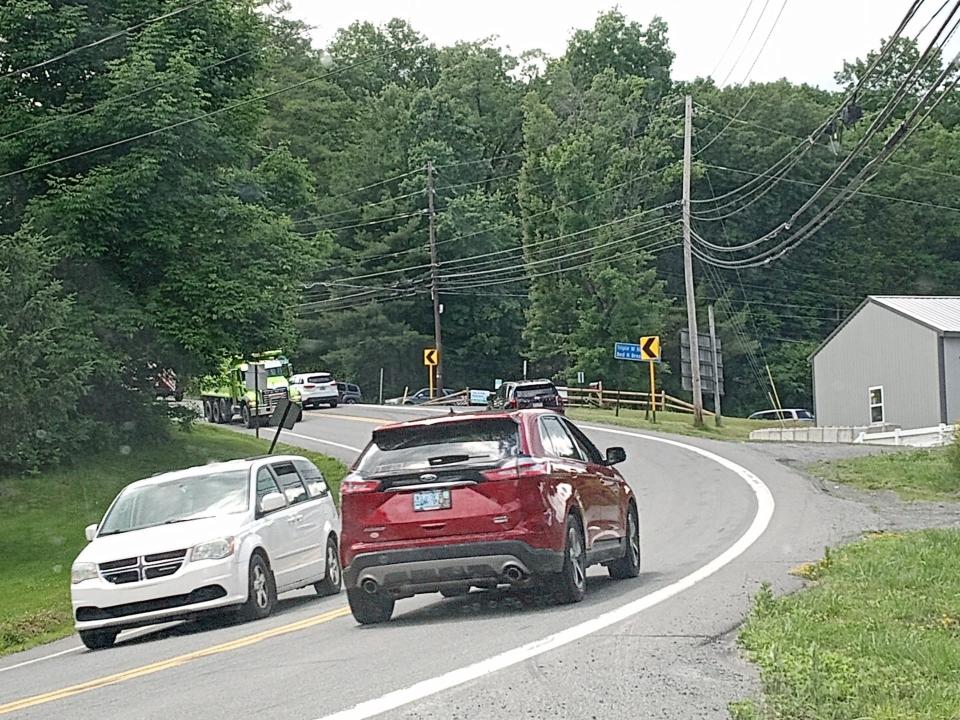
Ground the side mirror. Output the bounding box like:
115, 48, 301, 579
259, 491, 286, 514
85, 524, 98, 542
604, 447, 626, 466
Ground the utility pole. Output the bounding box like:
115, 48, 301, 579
682, 95, 704, 427
427, 160, 444, 393
708, 304, 722, 427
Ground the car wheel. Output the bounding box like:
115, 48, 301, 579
239, 553, 276, 621
329, 400, 338, 408
218, 399, 232, 424
346, 398, 357, 404
314, 536, 342, 597
347, 588, 394, 624
79, 628, 118, 650
211, 400, 222, 424
607, 503, 641, 579
552, 515, 587, 604
241, 404, 257, 429
203, 399, 215, 423
295, 407, 303, 423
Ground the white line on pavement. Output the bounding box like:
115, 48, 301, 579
278, 432, 362, 454
0, 625, 171, 674
312, 426, 776, 720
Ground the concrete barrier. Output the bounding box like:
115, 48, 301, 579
749, 423, 956, 447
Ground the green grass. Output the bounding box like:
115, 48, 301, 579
0, 425, 346, 657
807, 447, 960, 501
567, 406, 780, 441
732, 530, 960, 720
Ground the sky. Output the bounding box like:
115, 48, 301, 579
282, 0, 914, 89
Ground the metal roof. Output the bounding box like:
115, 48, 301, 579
869, 296, 960, 333
809, 295, 960, 360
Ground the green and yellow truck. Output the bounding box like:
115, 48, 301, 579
199, 351, 303, 428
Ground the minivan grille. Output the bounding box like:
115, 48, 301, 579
98, 549, 187, 584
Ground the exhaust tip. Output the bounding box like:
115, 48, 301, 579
503, 565, 526, 583
361, 578, 379, 595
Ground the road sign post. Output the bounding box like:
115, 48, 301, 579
423, 348, 438, 399
647, 359, 657, 422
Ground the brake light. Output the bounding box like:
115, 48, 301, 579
340, 473, 381, 495
481, 458, 550, 482
304, 384, 315, 389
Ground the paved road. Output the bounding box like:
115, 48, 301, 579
0, 406, 875, 719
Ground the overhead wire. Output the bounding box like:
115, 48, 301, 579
0, 0, 207, 81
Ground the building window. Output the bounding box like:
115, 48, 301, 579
869, 386, 884, 424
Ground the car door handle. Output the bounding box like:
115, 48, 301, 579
288, 514, 303, 524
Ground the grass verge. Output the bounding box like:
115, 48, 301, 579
807, 447, 959, 501
0, 425, 346, 658
567, 406, 778, 441
732, 530, 960, 720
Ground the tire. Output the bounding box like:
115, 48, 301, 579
174, 391, 184, 402
211, 400, 222, 424
314, 536, 342, 597
218, 399, 232, 424
329, 400, 338, 408
607, 503, 641, 580
347, 588, 394, 624
79, 628, 118, 650
241, 404, 258, 429
239, 553, 276, 622
203, 399, 215, 423
295, 407, 303, 423
552, 515, 587, 604
345, 398, 357, 404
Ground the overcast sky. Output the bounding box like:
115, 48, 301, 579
281, 1, 913, 89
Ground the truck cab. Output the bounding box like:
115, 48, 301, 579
200, 351, 303, 428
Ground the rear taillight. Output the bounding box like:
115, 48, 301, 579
304, 384, 315, 389
329, 381, 338, 387
340, 473, 381, 495
481, 458, 550, 482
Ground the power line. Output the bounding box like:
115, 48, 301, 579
0, 44, 411, 181
718, 0, 774, 86
1, 0, 207, 81
709, 0, 756, 78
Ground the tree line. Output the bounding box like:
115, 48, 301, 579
2, 1, 957, 471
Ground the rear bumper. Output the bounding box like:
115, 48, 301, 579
343, 541, 564, 596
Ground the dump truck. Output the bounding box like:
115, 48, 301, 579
199, 351, 303, 428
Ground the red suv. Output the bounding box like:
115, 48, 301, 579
339, 410, 640, 624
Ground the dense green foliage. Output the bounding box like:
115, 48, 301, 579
733, 531, 960, 719
2, 2, 958, 468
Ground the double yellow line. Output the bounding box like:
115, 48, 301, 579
0, 606, 350, 715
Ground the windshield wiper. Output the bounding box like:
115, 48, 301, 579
164, 515, 215, 525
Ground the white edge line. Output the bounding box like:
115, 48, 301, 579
279, 431, 362, 454
0, 625, 171, 674
313, 425, 776, 720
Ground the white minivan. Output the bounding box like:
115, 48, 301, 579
71, 456, 340, 649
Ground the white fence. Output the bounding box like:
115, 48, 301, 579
749, 423, 956, 447
853, 424, 956, 448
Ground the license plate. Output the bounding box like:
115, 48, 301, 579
532, 401, 543, 407
413, 488, 451, 512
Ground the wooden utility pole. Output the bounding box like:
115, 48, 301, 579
708, 304, 722, 427
427, 160, 444, 394
682, 95, 704, 427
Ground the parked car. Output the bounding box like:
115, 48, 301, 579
337, 382, 363, 404
385, 387, 456, 405
491, 379, 564, 414
290, 372, 339, 409
339, 409, 639, 624
70, 456, 341, 649
748, 408, 815, 423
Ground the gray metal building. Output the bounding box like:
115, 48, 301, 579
811, 296, 960, 429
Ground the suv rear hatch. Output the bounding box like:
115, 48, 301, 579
341, 417, 534, 547
513, 382, 561, 409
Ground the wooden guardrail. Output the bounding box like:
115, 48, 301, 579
557, 386, 714, 416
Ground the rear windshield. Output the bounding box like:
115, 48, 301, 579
356, 419, 520, 475
308, 374, 333, 383
514, 383, 557, 399
796, 409, 813, 419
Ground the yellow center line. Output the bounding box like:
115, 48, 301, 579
0, 606, 350, 715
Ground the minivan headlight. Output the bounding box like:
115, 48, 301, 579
190, 537, 235, 562
71, 562, 99, 584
